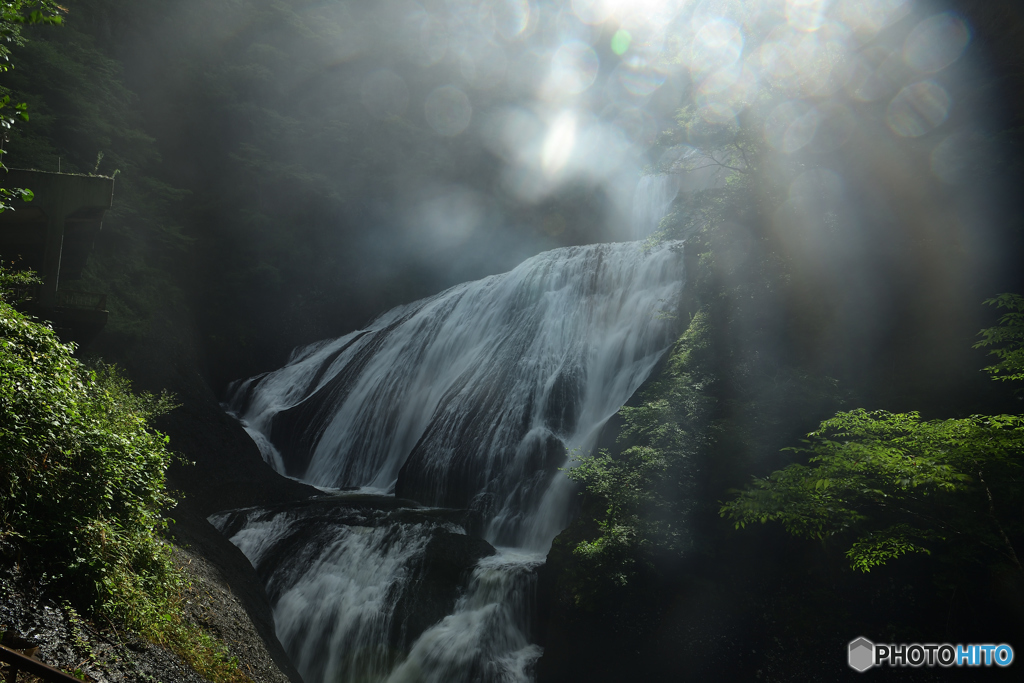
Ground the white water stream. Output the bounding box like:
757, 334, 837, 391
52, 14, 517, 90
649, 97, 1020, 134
385, 550, 545, 683
221, 240, 686, 682
630, 174, 680, 240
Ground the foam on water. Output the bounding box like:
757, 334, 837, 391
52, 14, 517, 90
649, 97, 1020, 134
221, 240, 687, 682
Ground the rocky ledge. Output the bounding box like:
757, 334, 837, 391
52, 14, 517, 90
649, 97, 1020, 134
0, 542, 289, 683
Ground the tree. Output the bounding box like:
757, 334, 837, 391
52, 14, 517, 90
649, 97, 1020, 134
975, 293, 1024, 383
0, 1, 62, 211
565, 311, 715, 600
721, 296, 1024, 573
1, 267, 252, 682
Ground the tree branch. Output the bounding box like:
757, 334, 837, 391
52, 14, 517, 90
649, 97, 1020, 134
977, 468, 1023, 572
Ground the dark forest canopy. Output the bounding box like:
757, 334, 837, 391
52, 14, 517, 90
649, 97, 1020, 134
1, 0, 1020, 395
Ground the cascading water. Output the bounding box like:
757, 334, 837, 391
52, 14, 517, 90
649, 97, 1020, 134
630, 174, 680, 241
385, 550, 544, 683
220, 240, 685, 683
227, 240, 685, 548
210, 499, 496, 683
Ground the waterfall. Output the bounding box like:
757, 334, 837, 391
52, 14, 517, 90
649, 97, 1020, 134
385, 550, 544, 683
226, 240, 685, 549
221, 240, 685, 683
210, 497, 498, 683
630, 174, 679, 241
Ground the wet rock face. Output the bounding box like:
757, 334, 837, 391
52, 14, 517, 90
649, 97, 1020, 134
390, 527, 496, 651
0, 545, 290, 683
213, 241, 687, 681
210, 494, 496, 683
393, 401, 559, 514
262, 328, 387, 479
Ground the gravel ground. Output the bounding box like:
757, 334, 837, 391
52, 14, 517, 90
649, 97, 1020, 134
172, 544, 290, 683
0, 540, 295, 683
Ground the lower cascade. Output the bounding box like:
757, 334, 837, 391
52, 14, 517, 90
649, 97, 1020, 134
219, 240, 686, 683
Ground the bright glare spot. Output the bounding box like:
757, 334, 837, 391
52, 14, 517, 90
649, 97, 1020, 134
699, 101, 737, 126
657, 144, 695, 172
690, 18, 743, 77
903, 12, 971, 74
483, 106, 542, 167
754, 36, 799, 90
786, 0, 829, 32
542, 112, 577, 176
459, 40, 508, 88
886, 80, 952, 138
837, 0, 911, 36
407, 185, 485, 248
607, 55, 668, 102
755, 24, 847, 97
697, 64, 758, 113
490, 0, 532, 41
571, 0, 615, 26
572, 0, 683, 28
400, 8, 448, 68
363, 0, 981, 224
425, 86, 473, 137
612, 106, 658, 148
764, 101, 819, 154
838, 46, 902, 102
548, 41, 600, 96
611, 29, 632, 55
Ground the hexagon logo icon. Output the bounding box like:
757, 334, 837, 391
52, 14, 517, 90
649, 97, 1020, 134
848, 637, 875, 672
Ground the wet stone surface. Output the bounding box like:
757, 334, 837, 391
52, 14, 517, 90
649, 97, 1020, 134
0, 543, 293, 683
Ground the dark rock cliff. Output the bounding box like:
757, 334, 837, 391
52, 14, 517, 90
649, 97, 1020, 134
87, 305, 321, 683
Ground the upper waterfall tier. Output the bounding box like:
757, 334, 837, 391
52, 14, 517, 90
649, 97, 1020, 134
226, 240, 685, 548
631, 174, 680, 240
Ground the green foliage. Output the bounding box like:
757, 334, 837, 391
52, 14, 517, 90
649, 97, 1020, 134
0, 1, 62, 211
0, 2, 64, 72
148, 612, 250, 683
3, 1, 190, 338
975, 293, 1024, 382
720, 409, 1023, 571
565, 311, 715, 597
0, 269, 250, 681
0, 268, 179, 617
0, 264, 35, 298
722, 301, 1024, 573
568, 446, 671, 588
564, 87, 844, 599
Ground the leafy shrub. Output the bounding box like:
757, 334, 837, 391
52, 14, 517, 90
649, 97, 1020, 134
0, 269, 179, 622
0, 269, 250, 681
720, 409, 1024, 572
